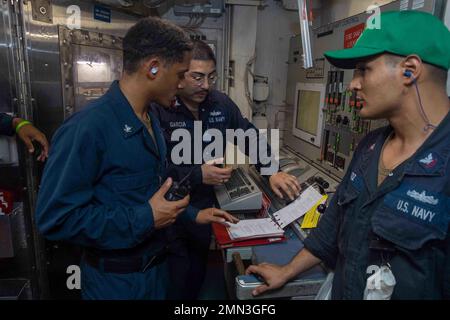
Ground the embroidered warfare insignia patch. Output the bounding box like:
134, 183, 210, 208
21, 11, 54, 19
406, 190, 439, 205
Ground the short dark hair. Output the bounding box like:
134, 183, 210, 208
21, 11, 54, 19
191, 40, 216, 65
123, 17, 192, 74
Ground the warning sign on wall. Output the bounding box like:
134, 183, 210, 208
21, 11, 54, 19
344, 23, 366, 49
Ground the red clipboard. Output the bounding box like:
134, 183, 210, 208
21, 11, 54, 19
212, 193, 286, 249
212, 222, 286, 249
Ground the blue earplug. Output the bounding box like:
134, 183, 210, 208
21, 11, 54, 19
404, 70, 417, 83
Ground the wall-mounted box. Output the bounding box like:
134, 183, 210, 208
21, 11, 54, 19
0, 136, 18, 166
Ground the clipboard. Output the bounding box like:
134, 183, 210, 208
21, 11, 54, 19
212, 222, 286, 249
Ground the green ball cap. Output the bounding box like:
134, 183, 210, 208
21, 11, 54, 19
324, 10, 450, 70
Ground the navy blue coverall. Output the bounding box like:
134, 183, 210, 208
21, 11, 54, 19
35, 81, 199, 299
150, 89, 275, 299
0, 113, 14, 136
304, 112, 450, 299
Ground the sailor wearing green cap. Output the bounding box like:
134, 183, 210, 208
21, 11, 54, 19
246, 10, 450, 299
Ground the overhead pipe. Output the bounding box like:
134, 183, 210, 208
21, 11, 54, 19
297, 0, 313, 69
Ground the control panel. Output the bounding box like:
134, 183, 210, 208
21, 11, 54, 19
282, 1, 422, 179
322, 70, 388, 172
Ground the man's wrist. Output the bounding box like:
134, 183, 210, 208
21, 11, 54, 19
12, 117, 23, 130
281, 263, 297, 281
15, 120, 32, 133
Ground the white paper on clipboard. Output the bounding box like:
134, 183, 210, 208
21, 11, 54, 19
272, 186, 323, 229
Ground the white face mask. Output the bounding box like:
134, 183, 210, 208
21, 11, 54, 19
364, 264, 396, 300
